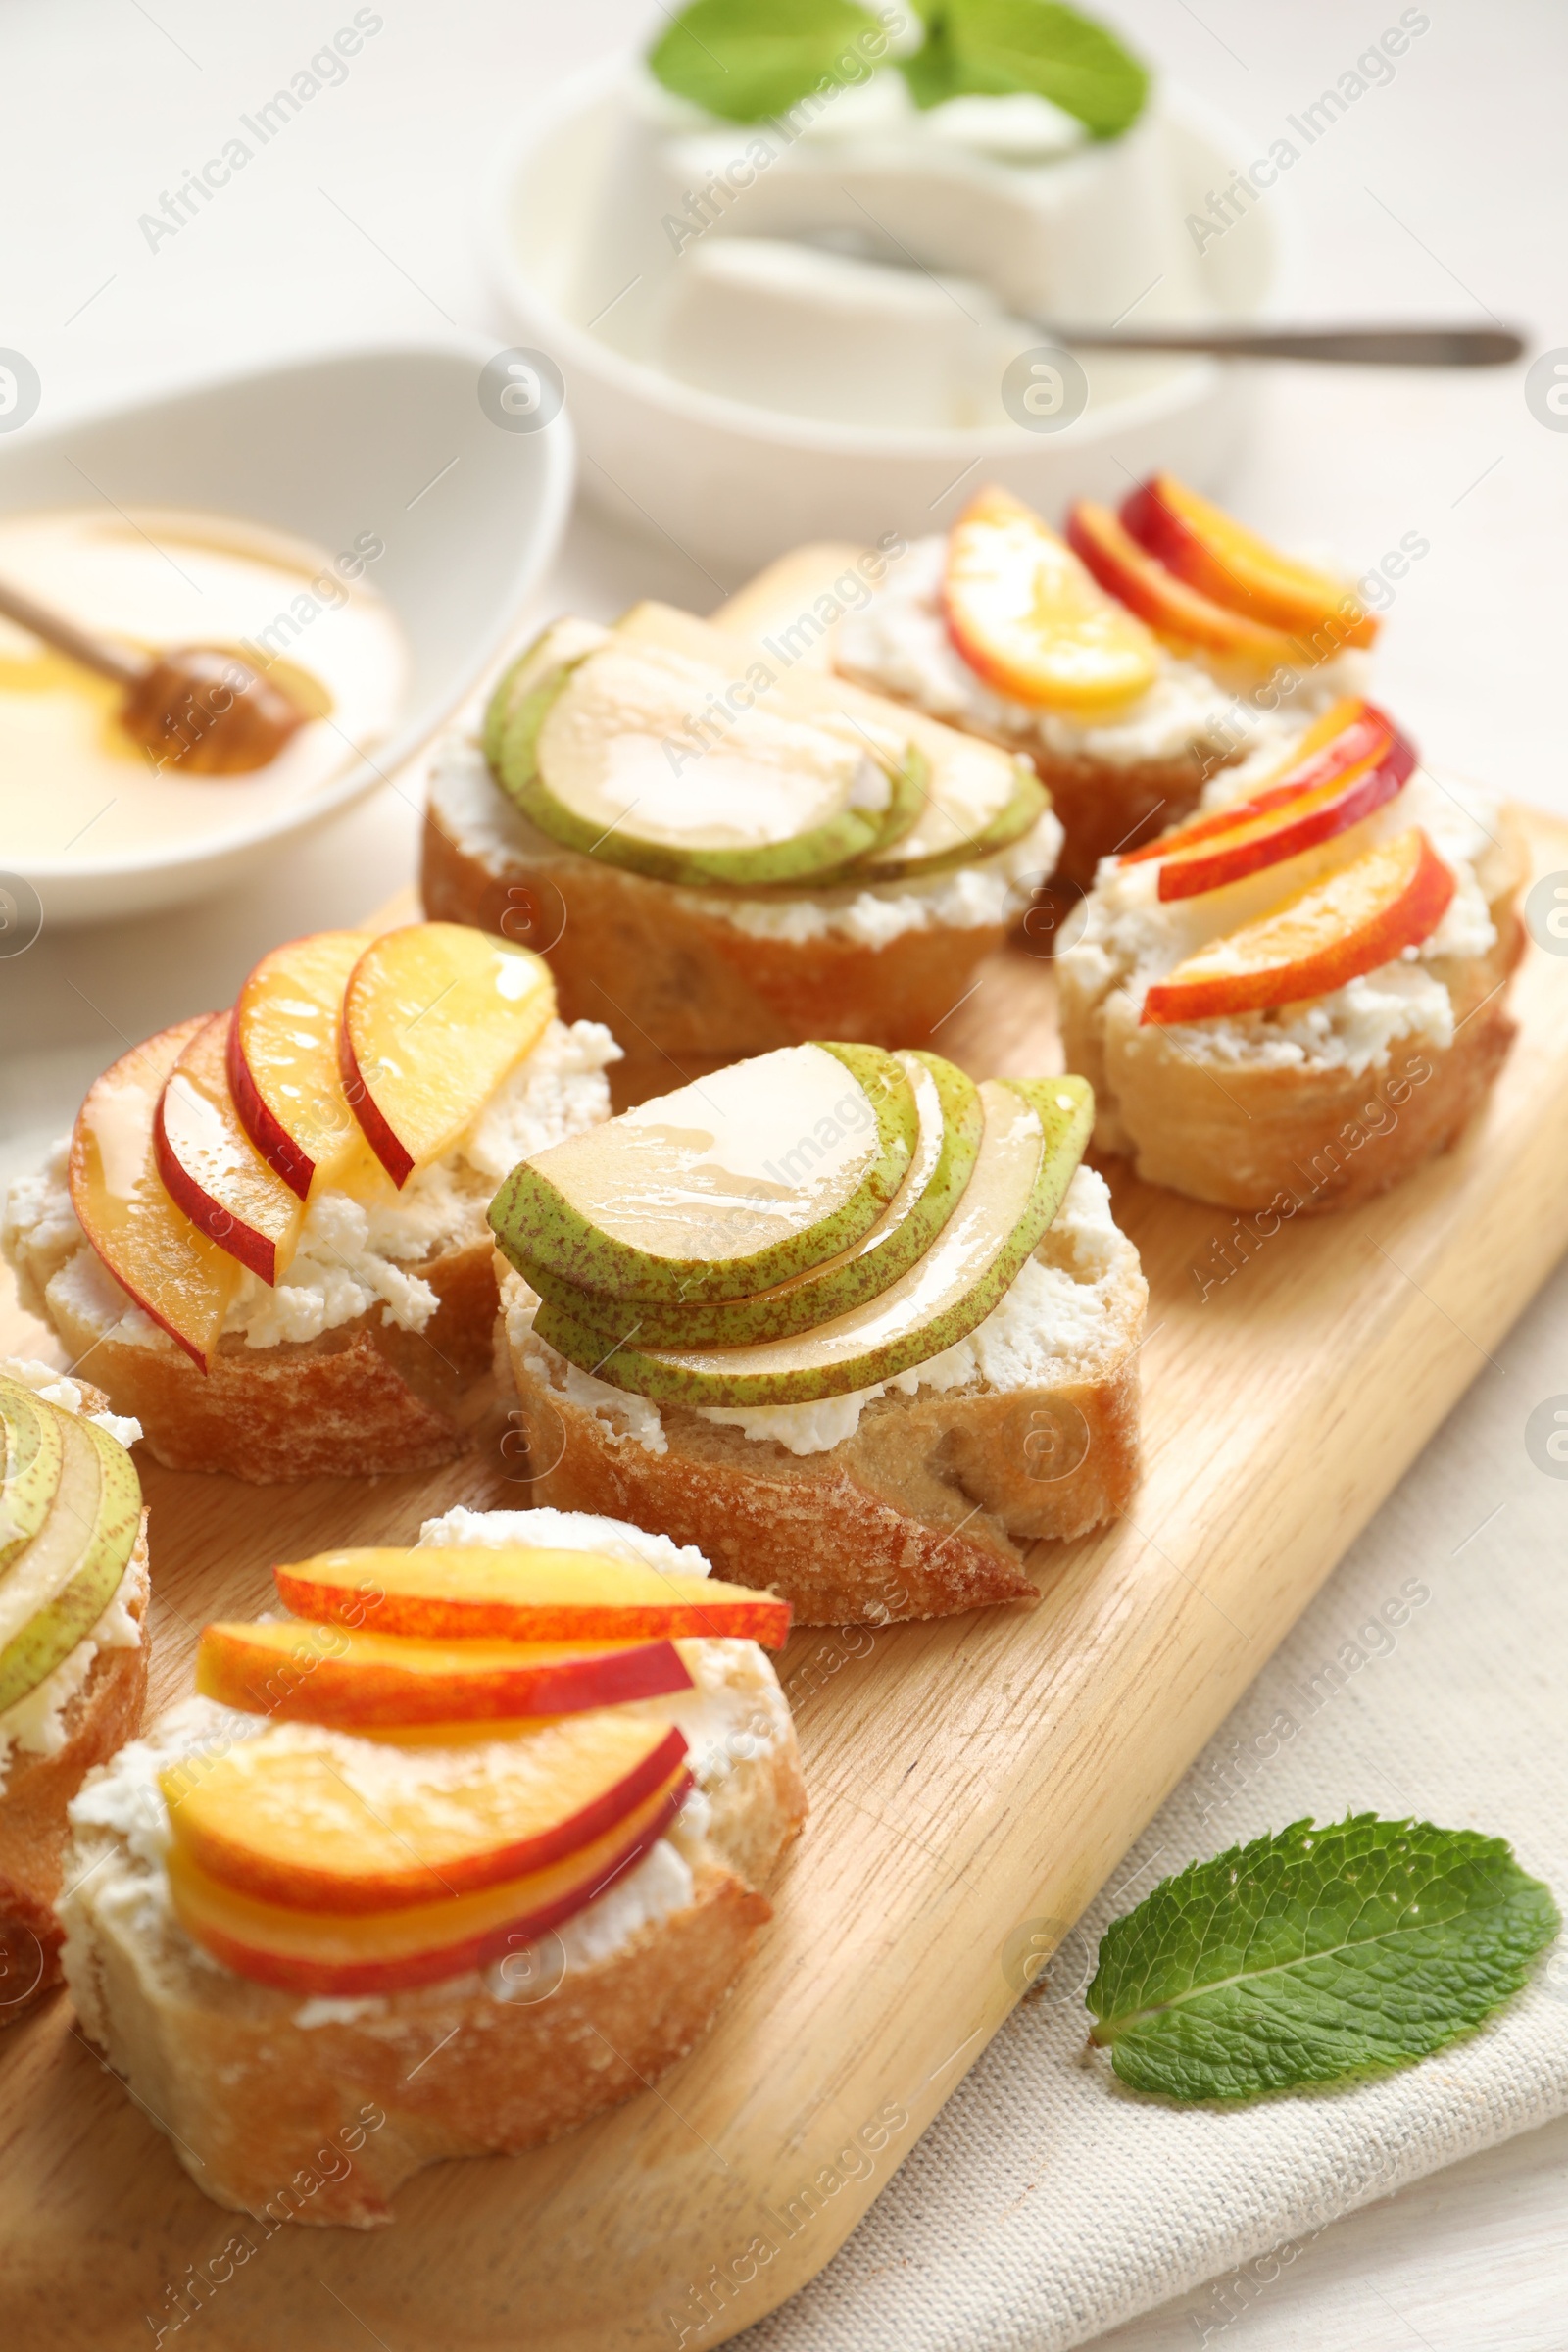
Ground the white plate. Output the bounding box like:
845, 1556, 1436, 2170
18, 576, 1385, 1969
479, 64, 1282, 579
0, 343, 574, 924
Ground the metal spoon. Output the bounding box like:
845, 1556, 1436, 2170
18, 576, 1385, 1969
792, 234, 1524, 366
1013, 323, 1525, 367
0, 572, 310, 775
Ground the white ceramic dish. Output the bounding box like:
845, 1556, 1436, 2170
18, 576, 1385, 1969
0, 343, 574, 925
480, 64, 1281, 579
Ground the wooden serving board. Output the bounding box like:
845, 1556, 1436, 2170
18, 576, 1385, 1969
4, 813, 1568, 2352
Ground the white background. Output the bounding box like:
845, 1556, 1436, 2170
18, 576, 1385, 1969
2, 2, 1566, 2343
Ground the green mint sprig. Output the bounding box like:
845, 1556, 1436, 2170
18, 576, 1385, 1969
1086, 1814, 1559, 2103
647, 0, 1149, 140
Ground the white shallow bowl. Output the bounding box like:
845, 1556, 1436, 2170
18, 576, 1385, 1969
481, 64, 1281, 578
0, 344, 574, 925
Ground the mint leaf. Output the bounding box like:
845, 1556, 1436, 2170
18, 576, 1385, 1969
905, 0, 1149, 137
1087, 1815, 1559, 2103
649, 0, 889, 125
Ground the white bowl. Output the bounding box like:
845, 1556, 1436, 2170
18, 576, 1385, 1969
0, 343, 574, 924
480, 65, 1281, 578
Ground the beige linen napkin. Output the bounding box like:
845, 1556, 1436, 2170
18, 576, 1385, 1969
743, 1251, 1568, 2351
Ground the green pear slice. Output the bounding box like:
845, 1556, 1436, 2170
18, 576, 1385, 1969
0, 1404, 142, 1713
481, 615, 611, 771
519, 1050, 984, 1348
615, 602, 1050, 883
0, 1379, 66, 1576
491, 1042, 918, 1304
533, 1076, 1094, 1407
498, 630, 924, 888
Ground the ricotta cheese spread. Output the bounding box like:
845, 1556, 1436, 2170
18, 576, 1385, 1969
507, 1161, 1139, 1457
0, 1357, 145, 1790
836, 535, 1367, 771
1059, 767, 1500, 1076
429, 733, 1059, 944
1, 1019, 619, 1354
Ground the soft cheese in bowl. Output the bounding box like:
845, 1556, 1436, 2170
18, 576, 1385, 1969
481, 11, 1280, 569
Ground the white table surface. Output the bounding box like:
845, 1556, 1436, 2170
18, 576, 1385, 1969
3, 2, 1566, 2343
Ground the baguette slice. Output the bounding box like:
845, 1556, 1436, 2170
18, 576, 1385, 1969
32, 1230, 497, 1484
1, 1368, 149, 2026
1058, 808, 1528, 1213
499, 1164, 1147, 1626
61, 1629, 805, 2226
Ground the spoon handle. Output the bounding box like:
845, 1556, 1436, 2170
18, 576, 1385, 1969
0, 574, 143, 684
1038, 323, 1525, 367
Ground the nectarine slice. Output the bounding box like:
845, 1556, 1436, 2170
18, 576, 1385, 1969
69, 1019, 243, 1372
1142, 828, 1455, 1024
1066, 502, 1302, 669
165, 1765, 691, 1994
339, 923, 556, 1187
944, 485, 1158, 712
1121, 699, 1378, 865
1151, 711, 1415, 902
155, 1012, 306, 1285
229, 929, 370, 1201
272, 1546, 792, 1648
1121, 473, 1378, 649
197, 1615, 693, 1726
161, 1713, 689, 1911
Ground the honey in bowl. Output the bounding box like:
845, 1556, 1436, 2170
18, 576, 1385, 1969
0, 508, 407, 871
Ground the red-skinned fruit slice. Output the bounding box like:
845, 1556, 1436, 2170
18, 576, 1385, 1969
228, 929, 369, 1201
943, 484, 1158, 711
338, 923, 556, 1188
160, 1713, 691, 1911
195, 1615, 694, 1726
164, 1767, 693, 1995
155, 1011, 306, 1285
1120, 473, 1378, 649
1149, 710, 1415, 902
1066, 501, 1302, 668
1122, 699, 1381, 865
70, 1019, 242, 1371
271, 1546, 792, 1648
1141, 828, 1455, 1024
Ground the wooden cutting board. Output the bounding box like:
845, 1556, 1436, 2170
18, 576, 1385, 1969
4, 812, 1567, 2352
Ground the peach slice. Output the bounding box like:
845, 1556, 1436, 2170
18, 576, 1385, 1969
70, 1019, 243, 1371
944, 484, 1158, 711
196, 1615, 693, 1726
154, 1011, 306, 1286
161, 1712, 690, 1912
338, 923, 556, 1188
1065, 502, 1302, 669
1121, 699, 1377, 866
1142, 828, 1455, 1024
165, 1766, 692, 1994
273, 1546, 792, 1649
1147, 708, 1415, 902
1120, 473, 1378, 649
229, 929, 369, 1201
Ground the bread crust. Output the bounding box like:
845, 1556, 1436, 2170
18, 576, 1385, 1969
421, 797, 1007, 1062
62, 1694, 806, 2226
1059, 817, 1528, 1212
0, 1519, 148, 2026
45, 1238, 497, 1484
502, 1241, 1147, 1628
